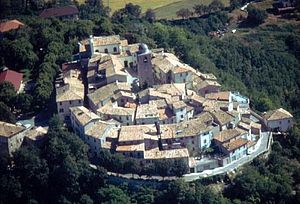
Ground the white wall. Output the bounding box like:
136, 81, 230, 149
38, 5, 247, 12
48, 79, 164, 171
266, 118, 293, 132
57, 99, 83, 120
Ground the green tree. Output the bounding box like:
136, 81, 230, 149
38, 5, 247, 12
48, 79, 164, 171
0, 102, 16, 123
95, 185, 131, 204
209, 0, 225, 12
14, 93, 33, 113
247, 6, 268, 25
0, 81, 16, 105
144, 9, 156, 23
176, 8, 192, 19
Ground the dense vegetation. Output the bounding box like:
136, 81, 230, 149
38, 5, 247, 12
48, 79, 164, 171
0, 0, 299, 203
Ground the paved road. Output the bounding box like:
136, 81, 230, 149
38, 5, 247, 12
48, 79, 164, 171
183, 132, 272, 182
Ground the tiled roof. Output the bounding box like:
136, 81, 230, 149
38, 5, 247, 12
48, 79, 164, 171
0, 69, 23, 91
205, 91, 231, 101
39, 5, 79, 18
136, 104, 159, 119
263, 108, 293, 121
208, 110, 234, 125
92, 35, 121, 47
87, 82, 131, 106
0, 121, 25, 138
223, 138, 248, 152
214, 129, 241, 143
0, 20, 24, 33
144, 147, 189, 160
70, 106, 100, 127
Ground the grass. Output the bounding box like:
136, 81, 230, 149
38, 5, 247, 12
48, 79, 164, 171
77, 0, 229, 19
102, 0, 181, 13
154, 0, 230, 19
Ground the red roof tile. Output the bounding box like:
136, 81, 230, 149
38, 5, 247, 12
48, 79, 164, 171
0, 20, 24, 33
0, 69, 23, 91
39, 5, 79, 18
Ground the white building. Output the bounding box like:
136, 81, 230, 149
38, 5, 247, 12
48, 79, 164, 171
56, 70, 84, 121
263, 108, 294, 132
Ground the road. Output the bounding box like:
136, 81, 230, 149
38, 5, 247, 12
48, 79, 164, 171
183, 132, 272, 182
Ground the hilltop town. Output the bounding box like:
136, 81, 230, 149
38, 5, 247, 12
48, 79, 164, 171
0, 32, 295, 176
52, 34, 293, 174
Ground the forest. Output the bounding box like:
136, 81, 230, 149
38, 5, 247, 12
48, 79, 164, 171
0, 0, 299, 203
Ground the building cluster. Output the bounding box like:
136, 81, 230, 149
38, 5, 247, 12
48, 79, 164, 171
52, 35, 294, 173
0, 35, 294, 174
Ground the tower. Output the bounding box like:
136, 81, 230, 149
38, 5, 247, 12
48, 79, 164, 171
136, 43, 154, 88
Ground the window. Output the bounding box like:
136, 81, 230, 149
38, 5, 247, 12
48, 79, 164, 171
181, 115, 183, 118
59, 102, 62, 106
204, 139, 207, 144
94, 139, 96, 142
59, 108, 64, 113
144, 56, 148, 63
288, 120, 290, 123
104, 48, 108, 53
113, 47, 117, 52
126, 116, 129, 120
69, 101, 72, 105
78, 100, 81, 104
279, 121, 282, 124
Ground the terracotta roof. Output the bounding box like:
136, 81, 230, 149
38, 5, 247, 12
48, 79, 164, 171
263, 108, 293, 121
223, 138, 248, 152
92, 35, 121, 47
0, 20, 24, 33
214, 129, 241, 143
70, 106, 100, 127
39, 5, 79, 18
205, 91, 231, 101
0, 69, 23, 91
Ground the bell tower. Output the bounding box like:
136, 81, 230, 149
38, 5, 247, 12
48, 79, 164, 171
136, 44, 154, 88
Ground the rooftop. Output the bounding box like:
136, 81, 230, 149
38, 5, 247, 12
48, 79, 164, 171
118, 125, 157, 142
92, 35, 121, 47
0, 19, 24, 33
172, 101, 187, 110
0, 121, 25, 138
160, 112, 215, 139
56, 70, 84, 102
87, 82, 131, 106
70, 106, 100, 126
116, 143, 145, 152
0, 68, 23, 91
39, 5, 79, 18
98, 104, 135, 116
144, 147, 189, 160
214, 129, 241, 143
208, 110, 234, 125
263, 108, 293, 121
223, 138, 248, 152
85, 121, 115, 139
136, 104, 159, 119
205, 91, 231, 101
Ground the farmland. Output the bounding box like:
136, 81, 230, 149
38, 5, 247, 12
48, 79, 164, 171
77, 0, 229, 19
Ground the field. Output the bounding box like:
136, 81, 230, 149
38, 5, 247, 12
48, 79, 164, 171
154, 0, 229, 19
78, 0, 229, 19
